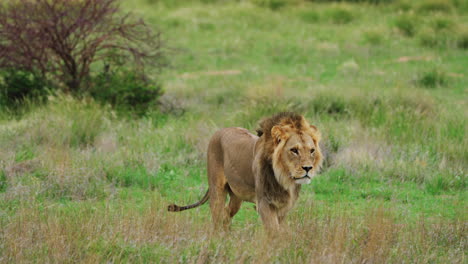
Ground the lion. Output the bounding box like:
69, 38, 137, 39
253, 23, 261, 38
168, 112, 323, 231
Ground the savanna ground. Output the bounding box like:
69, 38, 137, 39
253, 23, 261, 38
0, 0, 467, 263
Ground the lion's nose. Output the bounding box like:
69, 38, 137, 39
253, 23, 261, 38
302, 166, 313, 172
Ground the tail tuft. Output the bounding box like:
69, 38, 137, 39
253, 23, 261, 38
167, 204, 181, 212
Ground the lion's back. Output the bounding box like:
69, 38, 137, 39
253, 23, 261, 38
207, 127, 258, 198
208, 127, 257, 163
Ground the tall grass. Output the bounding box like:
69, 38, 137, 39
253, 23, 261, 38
1, 197, 465, 263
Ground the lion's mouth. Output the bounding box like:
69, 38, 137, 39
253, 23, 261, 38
293, 174, 311, 185
294, 175, 310, 181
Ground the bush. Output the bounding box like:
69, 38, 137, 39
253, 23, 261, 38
392, 0, 413, 12
105, 165, 158, 189
416, 69, 449, 88
0, 171, 6, 192
308, 0, 394, 3
26, 95, 111, 147
0, 0, 166, 94
425, 174, 465, 194
299, 10, 321, 23
0, 70, 49, 105
90, 69, 163, 114
452, 0, 468, 14
418, 28, 451, 48
430, 17, 455, 31
362, 30, 384, 45
394, 14, 419, 37
311, 94, 350, 117
0, 70, 46, 106
457, 31, 468, 49
418, 18, 465, 49
251, 0, 290, 10
416, 0, 454, 14
325, 7, 355, 24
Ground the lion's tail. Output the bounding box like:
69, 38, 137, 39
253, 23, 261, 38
167, 190, 209, 212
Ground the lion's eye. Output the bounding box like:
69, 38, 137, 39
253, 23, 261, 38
290, 148, 298, 154
310, 148, 315, 154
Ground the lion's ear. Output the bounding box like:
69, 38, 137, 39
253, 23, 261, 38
309, 125, 321, 142
271, 125, 283, 144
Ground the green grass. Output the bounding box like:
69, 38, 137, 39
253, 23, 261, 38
0, 0, 467, 262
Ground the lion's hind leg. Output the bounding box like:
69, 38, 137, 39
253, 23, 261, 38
208, 185, 228, 231
207, 130, 246, 231
224, 194, 242, 229
207, 139, 229, 231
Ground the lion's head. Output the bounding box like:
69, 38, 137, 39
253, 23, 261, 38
256, 112, 322, 189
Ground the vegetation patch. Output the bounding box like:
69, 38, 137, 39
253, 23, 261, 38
362, 29, 385, 45
324, 6, 356, 24
0, 70, 49, 106
17, 95, 112, 148
251, 0, 290, 10
430, 16, 456, 31
15, 147, 35, 162
90, 69, 163, 115
298, 10, 321, 23
452, 0, 468, 13
105, 165, 158, 190
417, 17, 466, 49
0, 171, 6, 192
394, 14, 419, 37
416, 0, 454, 14
311, 94, 350, 117
424, 174, 464, 195
456, 30, 468, 49
416, 69, 449, 88
310, 0, 394, 3
392, 0, 413, 12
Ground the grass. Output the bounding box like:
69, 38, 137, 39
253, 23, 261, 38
0, 0, 467, 263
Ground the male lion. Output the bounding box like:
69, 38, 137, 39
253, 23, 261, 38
168, 112, 322, 231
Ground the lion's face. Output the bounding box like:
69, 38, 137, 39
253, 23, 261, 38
271, 120, 322, 188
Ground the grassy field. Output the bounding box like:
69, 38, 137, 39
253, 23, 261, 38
0, 0, 467, 263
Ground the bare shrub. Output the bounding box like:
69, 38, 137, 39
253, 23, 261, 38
0, 0, 166, 92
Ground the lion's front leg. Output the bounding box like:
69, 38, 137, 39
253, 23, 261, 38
257, 199, 280, 232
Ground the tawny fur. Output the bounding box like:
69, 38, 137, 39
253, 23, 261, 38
168, 112, 323, 231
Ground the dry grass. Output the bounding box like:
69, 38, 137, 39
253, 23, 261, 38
1, 198, 466, 263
